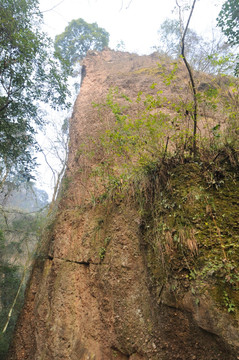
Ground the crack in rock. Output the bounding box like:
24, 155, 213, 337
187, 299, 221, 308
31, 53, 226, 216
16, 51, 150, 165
47, 255, 100, 266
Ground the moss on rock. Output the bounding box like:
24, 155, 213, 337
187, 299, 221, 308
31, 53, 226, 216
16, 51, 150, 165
141, 159, 239, 315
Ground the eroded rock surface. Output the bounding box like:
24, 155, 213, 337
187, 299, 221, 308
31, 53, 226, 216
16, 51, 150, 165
7, 50, 239, 360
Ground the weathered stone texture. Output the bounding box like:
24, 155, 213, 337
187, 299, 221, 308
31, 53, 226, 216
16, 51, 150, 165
7, 50, 239, 360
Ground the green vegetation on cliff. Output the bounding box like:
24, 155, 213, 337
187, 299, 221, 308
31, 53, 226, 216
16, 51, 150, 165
140, 158, 239, 312
75, 57, 239, 317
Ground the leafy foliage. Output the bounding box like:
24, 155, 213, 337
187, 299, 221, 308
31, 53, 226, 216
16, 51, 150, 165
0, 0, 69, 185
217, 0, 239, 75
217, 0, 239, 45
54, 18, 110, 73
90, 86, 172, 196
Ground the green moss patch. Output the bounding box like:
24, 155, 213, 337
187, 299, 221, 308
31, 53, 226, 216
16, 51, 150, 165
141, 159, 239, 313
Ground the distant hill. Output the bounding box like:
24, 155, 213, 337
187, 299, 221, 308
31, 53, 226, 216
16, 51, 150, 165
0, 182, 48, 212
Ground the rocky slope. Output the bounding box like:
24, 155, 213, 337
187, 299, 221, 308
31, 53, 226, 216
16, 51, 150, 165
7, 50, 239, 359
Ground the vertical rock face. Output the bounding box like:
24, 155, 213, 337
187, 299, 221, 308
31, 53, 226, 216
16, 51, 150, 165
7, 50, 239, 360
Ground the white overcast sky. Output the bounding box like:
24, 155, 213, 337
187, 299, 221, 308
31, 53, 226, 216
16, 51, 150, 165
39, 0, 225, 54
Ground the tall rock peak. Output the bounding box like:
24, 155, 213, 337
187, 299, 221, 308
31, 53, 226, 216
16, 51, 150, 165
7, 50, 239, 360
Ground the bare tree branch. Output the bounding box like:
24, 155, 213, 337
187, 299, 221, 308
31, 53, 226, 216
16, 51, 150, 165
126, 0, 133, 9
120, 0, 133, 11
41, 0, 65, 14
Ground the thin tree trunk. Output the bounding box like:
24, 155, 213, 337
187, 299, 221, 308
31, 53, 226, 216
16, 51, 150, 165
177, 0, 198, 157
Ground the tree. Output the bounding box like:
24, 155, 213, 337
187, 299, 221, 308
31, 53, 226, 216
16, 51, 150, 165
39, 115, 69, 207
54, 18, 110, 73
156, 18, 234, 74
217, 0, 239, 75
0, 0, 69, 187
178, 0, 198, 156
156, 18, 201, 59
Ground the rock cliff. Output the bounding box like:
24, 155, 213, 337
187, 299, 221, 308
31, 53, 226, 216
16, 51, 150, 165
7, 50, 239, 360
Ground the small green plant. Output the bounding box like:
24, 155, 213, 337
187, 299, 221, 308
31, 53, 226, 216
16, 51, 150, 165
195, 298, 200, 306
223, 291, 235, 313
99, 247, 106, 261
90, 86, 175, 198
104, 236, 111, 246
189, 270, 197, 280
157, 62, 178, 85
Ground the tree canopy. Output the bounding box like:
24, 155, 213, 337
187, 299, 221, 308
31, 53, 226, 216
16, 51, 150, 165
54, 18, 110, 73
217, 0, 239, 75
217, 0, 239, 45
0, 0, 69, 186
